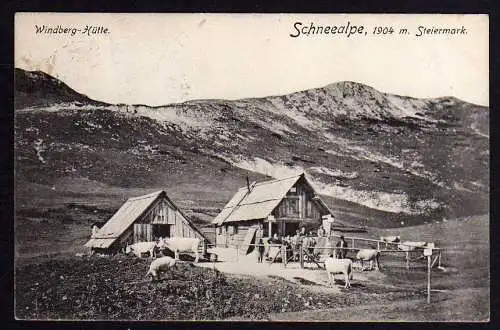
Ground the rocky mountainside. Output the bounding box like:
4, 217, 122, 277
14, 68, 489, 228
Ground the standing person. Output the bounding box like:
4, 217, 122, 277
317, 226, 325, 237
257, 238, 265, 263
90, 223, 100, 238
335, 235, 348, 259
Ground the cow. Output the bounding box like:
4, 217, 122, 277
145, 256, 177, 281
324, 256, 353, 288
380, 235, 400, 243
397, 241, 426, 252
125, 241, 157, 258
159, 237, 201, 263
355, 249, 380, 271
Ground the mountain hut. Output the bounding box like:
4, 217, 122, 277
85, 190, 208, 254
212, 173, 335, 249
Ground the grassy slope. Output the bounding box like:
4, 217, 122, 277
269, 288, 488, 321
15, 215, 489, 321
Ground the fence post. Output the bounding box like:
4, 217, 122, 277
351, 238, 355, 249
377, 241, 380, 251
282, 244, 287, 268
427, 254, 431, 304
299, 243, 304, 269
406, 251, 410, 270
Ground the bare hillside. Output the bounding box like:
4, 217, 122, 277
15, 68, 489, 228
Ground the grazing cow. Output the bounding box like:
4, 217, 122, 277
380, 235, 400, 243
145, 256, 177, 281
397, 241, 426, 252
125, 241, 157, 258
355, 249, 380, 271
160, 237, 201, 263
324, 257, 353, 288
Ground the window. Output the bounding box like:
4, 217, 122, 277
225, 225, 239, 235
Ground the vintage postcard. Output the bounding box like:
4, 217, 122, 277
14, 13, 489, 321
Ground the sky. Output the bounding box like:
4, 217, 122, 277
15, 13, 489, 106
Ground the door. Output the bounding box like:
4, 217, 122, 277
153, 224, 171, 239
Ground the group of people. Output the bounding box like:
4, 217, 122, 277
255, 226, 349, 263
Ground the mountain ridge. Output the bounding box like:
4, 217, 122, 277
14, 68, 489, 228
15, 68, 108, 109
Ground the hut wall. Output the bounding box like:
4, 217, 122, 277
171, 209, 201, 239
112, 227, 134, 252
134, 223, 153, 242
132, 197, 205, 243
274, 179, 322, 220
215, 220, 260, 248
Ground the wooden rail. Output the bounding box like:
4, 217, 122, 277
329, 233, 442, 250
206, 236, 443, 270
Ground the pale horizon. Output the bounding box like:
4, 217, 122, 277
15, 13, 489, 107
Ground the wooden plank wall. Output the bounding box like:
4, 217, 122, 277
134, 197, 205, 242
273, 179, 322, 220
200, 227, 215, 244
134, 223, 153, 242
215, 221, 259, 247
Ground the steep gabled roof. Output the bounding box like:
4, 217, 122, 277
85, 190, 206, 249
212, 173, 332, 225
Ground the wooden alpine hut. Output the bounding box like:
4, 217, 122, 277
212, 173, 334, 249
85, 190, 208, 254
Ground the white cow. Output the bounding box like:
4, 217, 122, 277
380, 235, 400, 243
125, 241, 157, 258
397, 241, 427, 252
324, 257, 353, 288
159, 237, 201, 263
145, 256, 177, 281
355, 249, 380, 271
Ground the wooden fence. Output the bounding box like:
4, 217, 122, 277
206, 233, 443, 270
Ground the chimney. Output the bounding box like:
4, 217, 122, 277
246, 175, 251, 193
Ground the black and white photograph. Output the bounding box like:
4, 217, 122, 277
14, 13, 489, 321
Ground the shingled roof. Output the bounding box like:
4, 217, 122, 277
212, 173, 332, 225
85, 190, 206, 249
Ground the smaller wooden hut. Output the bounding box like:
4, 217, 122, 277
85, 190, 207, 254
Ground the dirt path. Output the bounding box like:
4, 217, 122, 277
196, 254, 394, 295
